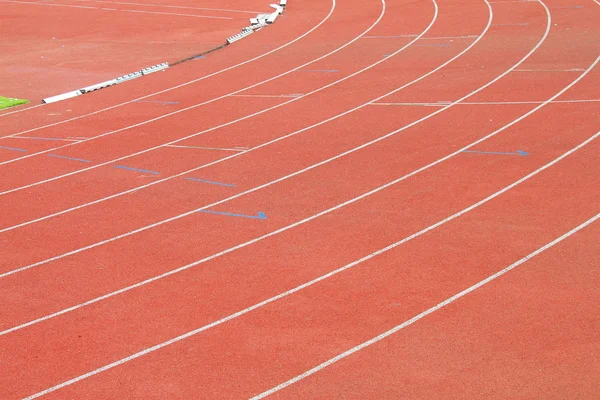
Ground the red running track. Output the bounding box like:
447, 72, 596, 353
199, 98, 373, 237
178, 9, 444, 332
0, 0, 598, 398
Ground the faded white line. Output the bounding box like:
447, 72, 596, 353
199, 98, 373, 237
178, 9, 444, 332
252, 209, 600, 398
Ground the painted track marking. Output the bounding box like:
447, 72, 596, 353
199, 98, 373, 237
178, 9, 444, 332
22, 130, 600, 399
9, 9, 591, 336
251, 211, 600, 399
0, 0, 337, 130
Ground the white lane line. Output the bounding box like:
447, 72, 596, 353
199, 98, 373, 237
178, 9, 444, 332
0, 0, 235, 18
0, 0, 426, 197
0, 0, 335, 130
0, 0, 401, 234
0, 2, 452, 233
370, 99, 600, 106
0, 1, 446, 234
1, 2, 566, 331
0, 103, 44, 117
23, 126, 600, 400
9, 52, 598, 345
72, 0, 263, 14
252, 209, 600, 399
120, 9, 234, 19
165, 144, 248, 152
0, 0, 550, 261
0, 0, 554, 238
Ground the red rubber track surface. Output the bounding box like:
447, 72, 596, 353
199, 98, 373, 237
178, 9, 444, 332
0, 0, 269, 102
0, 0, 598, 398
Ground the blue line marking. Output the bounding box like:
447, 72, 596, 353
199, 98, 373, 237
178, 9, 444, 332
185, 177, 236, 188
193, 55, 205, 59
114, 165, 159, 175
462, 149, 529, 156
197, 210, 267, 220
298, 69, 339, 73
47, 154, 91, 163
0, 146, 27, 152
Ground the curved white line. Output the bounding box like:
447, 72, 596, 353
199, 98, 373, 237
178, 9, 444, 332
252, 206, 600, 399
0, 0, 335, 129
0, 0, 435, 231
1, 0, 553, 326
15, 0, 595, 396
23, 78, 600, 400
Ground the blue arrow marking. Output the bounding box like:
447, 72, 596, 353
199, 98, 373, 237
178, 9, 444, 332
0, 146, 27, 152
114, 165, 159, 175
197, 210, 267, 220
185, 177, 236, 188
48, 154, 91, 163
462, 149, 529, 156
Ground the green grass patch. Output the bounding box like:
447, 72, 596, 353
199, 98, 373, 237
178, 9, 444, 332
0, 96, 29, 110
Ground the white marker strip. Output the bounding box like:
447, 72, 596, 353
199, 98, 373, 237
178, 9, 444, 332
23, 129, 600, 399
267, 11, 279, 24
42, 90, 82, 104
43, 63, 167, 104
252, 210, 600, 399
227, 28, 254, 44
0, 0, 325, 129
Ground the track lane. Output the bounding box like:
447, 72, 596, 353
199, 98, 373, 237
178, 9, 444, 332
2, 0, 596, 396
22, 120, 600, 400
0, 0, 568, 394
0, 0, 443, 228
254, 202, 600, 399
0, 0, 505, 274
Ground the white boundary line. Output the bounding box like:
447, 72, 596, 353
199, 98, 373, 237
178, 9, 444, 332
23, 127, 600, 400
0, 0, 435, 196
0, 1, 449, 231
0, 0, 441, 230
0, 103, 44, 117
9, 52, 599, 344
252, 209, 600, 399
0, 0, 236, 18
0, 0, 335, 128
2, 1, 571, 331
72, 0, 263, 14
0, 0, 556, 269
0, 0, 552, 241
